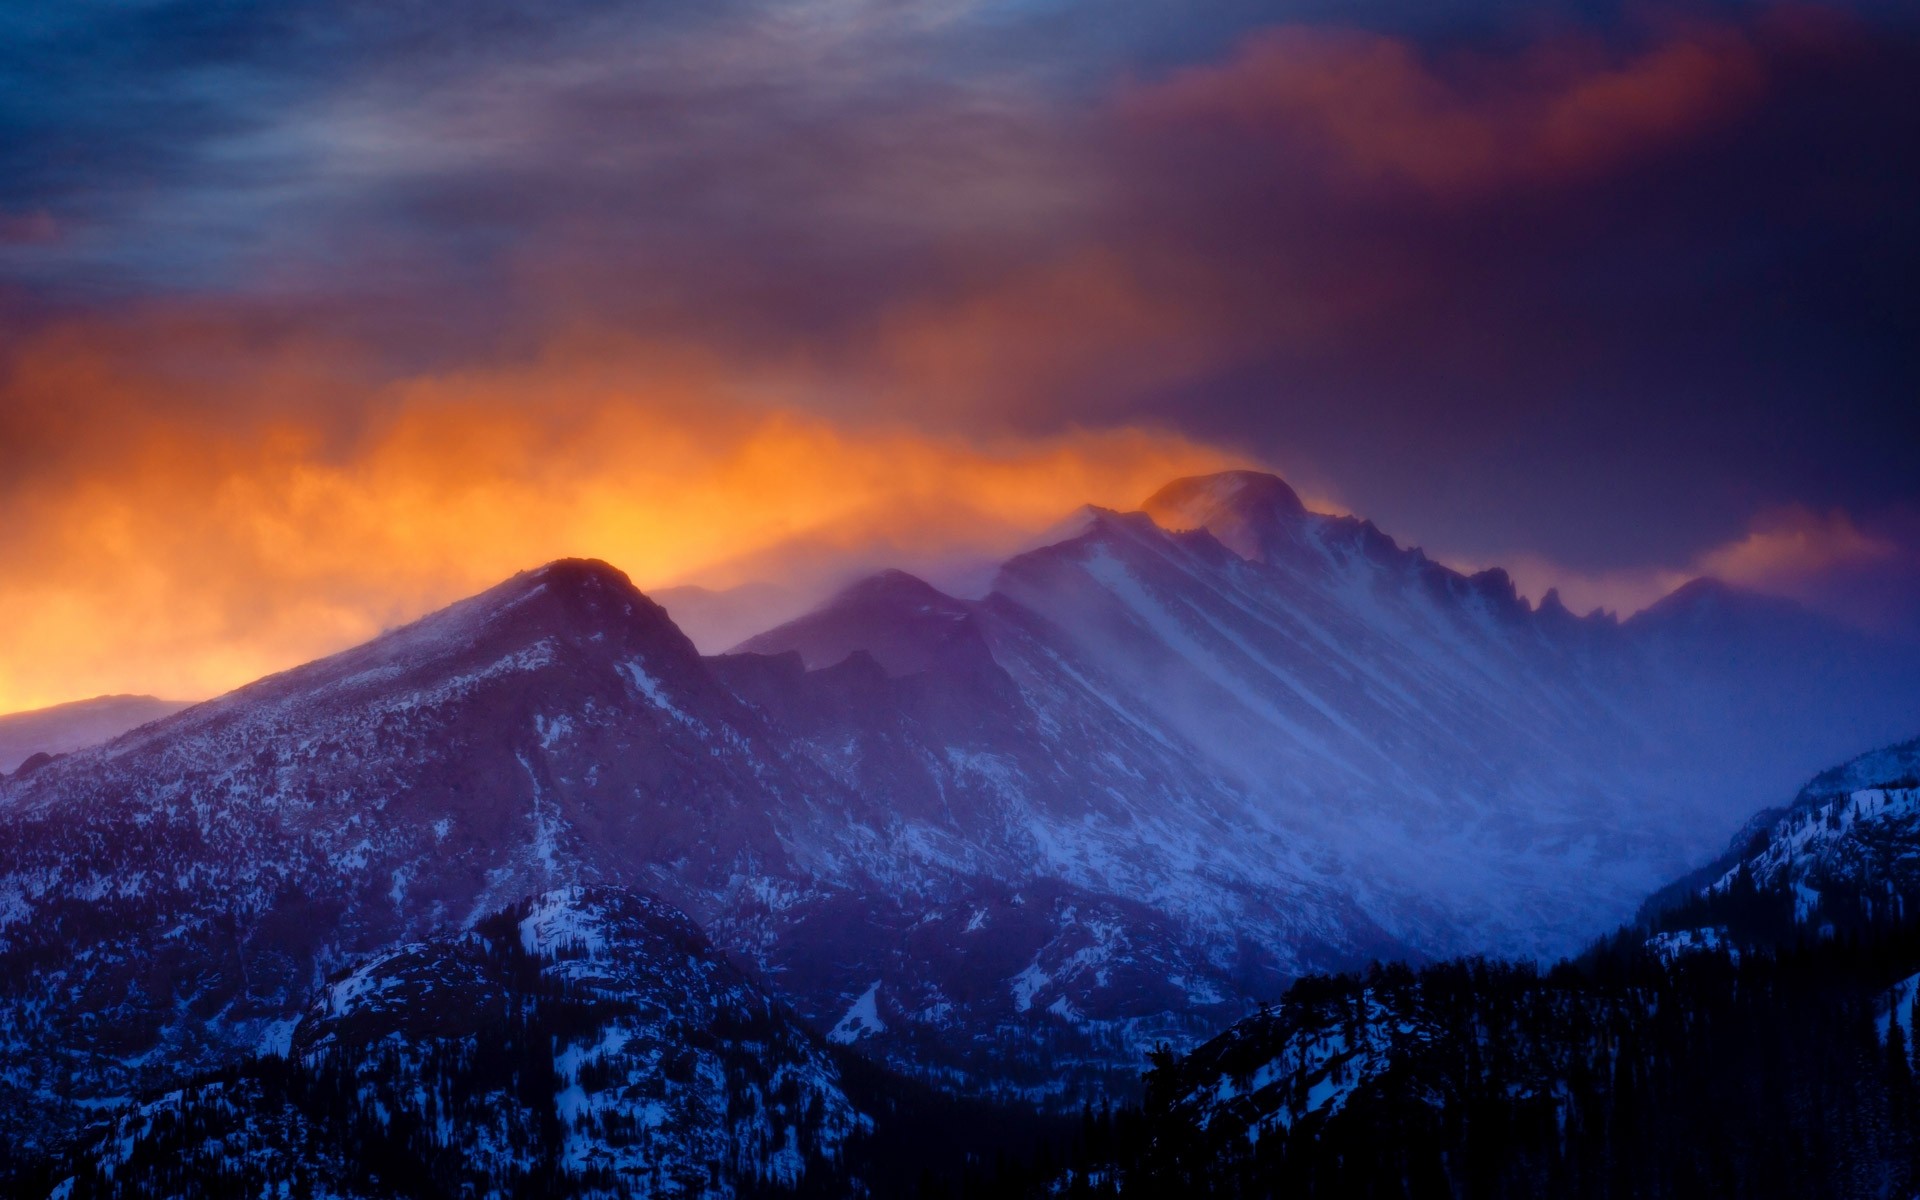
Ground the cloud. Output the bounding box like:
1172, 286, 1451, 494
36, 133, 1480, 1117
1697, 505, 1920, 636
1120, 20, 1768, 199
0, 311, 1243, 711
1094, 8, 1920, 575
1695, 505, 1900, 588
0, 211, 60, 246
1499, 505, 1920, 634
0, 0, 1916, 703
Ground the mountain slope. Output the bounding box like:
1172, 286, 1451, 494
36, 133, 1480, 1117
748, 472, 1920, 961
0, 559, 825, 1155
4, 473, 1919, 1167
1050, 734, 1920, 1199
1645, 733, 1920, 941
39, 885, 868, 1199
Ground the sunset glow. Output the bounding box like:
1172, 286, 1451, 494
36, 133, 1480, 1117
0, 0, 1914, 713
4, 3, 1920, 1190
0, 318, 1242, 710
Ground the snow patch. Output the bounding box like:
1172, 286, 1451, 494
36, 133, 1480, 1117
620, 660, 694, 726
1009, 961, 1050, 1013
519, 888, 607, 958
828, 981, 887, 1045
256, 1017, 301, 1058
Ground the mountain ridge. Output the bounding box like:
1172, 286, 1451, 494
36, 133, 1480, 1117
4, 470, 1920, 1170
1060, 729, 1920, 1198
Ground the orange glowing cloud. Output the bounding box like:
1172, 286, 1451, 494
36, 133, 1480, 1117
1497, 506, 1905, 622
858, 250, 1233, 423
1123, 20, 1769, 198
1695, 506, 1900, 589
0, 314, 1246, 713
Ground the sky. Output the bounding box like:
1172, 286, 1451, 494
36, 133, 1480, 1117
0, 0, 1916, 710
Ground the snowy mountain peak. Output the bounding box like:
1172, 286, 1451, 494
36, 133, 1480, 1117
44, 555, 707, 774
521, 554, 644, 598
1141, 470, 1308, 560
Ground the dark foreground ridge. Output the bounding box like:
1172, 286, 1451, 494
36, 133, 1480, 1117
1040, 734, 1920, 1199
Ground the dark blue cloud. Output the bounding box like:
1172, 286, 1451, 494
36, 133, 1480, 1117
1101, 16, 1920, 570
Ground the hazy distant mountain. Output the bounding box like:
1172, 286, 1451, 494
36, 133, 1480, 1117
749, 470, 1920, 955
652, 579, 819, 654
4, 471, 1920, 1177
0, 694, 188, 774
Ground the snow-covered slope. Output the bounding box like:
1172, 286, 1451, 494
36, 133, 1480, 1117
0, 694, 189, 775
1146, 959, 1618, 1156
43, 885, 866, 1199
0, 560, 831, 1154
3, 474, 1919, 1168
1651, 734, 1920, 933
1708, 785, 1920, 920
749, 470, 1920, 960
983, 498, 1648, 955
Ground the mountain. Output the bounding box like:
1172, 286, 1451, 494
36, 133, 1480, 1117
0, 559, 822, 1158
0, 554, 1266, 1164
736, 569, 977, 674
34, 885, 869, 1199
0, 694, 189, 775
1643, 733, 1920, 942
653, 580, 819, 655
748, 470, 1920, 959
4, 473, 1920, 1173
1044, 733, 1920, 1199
